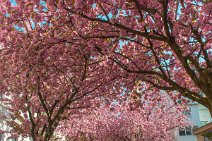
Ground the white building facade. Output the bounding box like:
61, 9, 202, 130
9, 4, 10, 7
174, 102, 212, 141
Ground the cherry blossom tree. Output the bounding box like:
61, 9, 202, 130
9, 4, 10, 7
2, 0, 210, 114
0, 36, 116, 140
0, 1, 133, 140
0, 2, 119, 140
60, 0, 211, 114
0, 0, 210, 140
58, 92, 189, 141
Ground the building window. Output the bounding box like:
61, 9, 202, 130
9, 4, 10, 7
199, 106, 211, 125
186, 127, 192, 135
201, 121, 209, 126
179, 127, 192, 136
179, 128, 186, 136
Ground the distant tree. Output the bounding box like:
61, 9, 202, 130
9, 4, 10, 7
58, 92, 189, 141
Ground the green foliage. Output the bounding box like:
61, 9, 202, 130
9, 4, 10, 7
202, 130, 212, 139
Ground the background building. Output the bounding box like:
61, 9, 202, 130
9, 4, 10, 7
174, 102, 212, 141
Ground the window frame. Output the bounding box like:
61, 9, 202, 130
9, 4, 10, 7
179, 126, 193, 136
